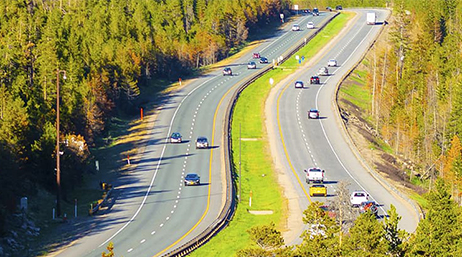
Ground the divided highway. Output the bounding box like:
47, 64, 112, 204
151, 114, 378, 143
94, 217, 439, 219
269, 9, 419, 234
55, 12, 336, 257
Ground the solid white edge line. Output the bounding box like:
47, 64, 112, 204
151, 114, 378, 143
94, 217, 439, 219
315, 22, 387, 213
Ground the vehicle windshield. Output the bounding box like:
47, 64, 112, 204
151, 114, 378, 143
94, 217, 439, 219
172, 133, 181, 138
198, 138, 207, 142
354, 192, 366, 197
186, 174, 198, 179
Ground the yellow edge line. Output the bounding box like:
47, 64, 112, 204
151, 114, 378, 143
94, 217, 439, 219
154, 73, 253, 256
277, 79, 313, 202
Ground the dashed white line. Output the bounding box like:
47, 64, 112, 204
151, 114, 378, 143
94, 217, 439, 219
127, 248, 133, 253
140, 239, 146, 244
151, 231, 156, 235
160, 223, 164, 227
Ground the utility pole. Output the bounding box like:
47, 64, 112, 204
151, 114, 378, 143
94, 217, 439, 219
56, 69, 66, 217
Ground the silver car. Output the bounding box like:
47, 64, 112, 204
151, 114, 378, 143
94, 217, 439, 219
317, 66, 329, 76
196, 137, 209, 149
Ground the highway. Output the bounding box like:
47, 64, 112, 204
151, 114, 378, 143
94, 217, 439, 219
54, 11, 336, 257
267, 8, 419, 237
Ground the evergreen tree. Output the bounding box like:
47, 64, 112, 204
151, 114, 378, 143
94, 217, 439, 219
408, 179, 462, 256
343, 210, 387, 257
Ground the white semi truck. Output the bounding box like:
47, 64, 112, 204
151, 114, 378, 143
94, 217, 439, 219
367, 12, 376, 25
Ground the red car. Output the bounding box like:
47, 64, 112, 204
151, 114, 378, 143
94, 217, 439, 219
253, 53, 261, 59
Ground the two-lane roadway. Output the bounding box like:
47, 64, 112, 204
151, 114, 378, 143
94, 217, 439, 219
269, 9, 419, 237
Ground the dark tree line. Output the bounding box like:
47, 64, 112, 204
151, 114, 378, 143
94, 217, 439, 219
0, 0, 290, 234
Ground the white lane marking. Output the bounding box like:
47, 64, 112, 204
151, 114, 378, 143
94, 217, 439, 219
314, 25, 386, 212
151, 231, 156, 235
98, 72, 218, 247
140, 239, 146, 244
171, 210, 174, 214
176, 200, 179, 203
127, 248, 133, 253
160, 223, 164, 227
174, 205, 177, 208
166, 217, 170, 220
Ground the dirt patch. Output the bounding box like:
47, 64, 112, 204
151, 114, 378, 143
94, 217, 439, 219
338, 78, 427, 199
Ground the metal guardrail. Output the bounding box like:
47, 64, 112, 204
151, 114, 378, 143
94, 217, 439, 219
89, 186, 113, 215
163, 12, 340, 256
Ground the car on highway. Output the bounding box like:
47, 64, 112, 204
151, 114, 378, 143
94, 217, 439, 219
223, 67, 232, 76
295, 80, 304, 88
317, 66, 329, 76
326, 6, 332, 11
327, 59, 338, 67
292, 24, 300, 31
336, 5, 343, 10
196, 137, 209, 149
309, 184, 327, 197
359, 201, 379, 216
170, 132, 182, 143
253, 52, 261, 59
310, 75, 320, 84
305, 167, 325, 184
184, 173, 200, 186
350, 191, 369, 207
308, 109, 320, 119
259, 57, 269, 64
247, 61, 256, 69
312, 8, 319, 16
307, 22, 315, 29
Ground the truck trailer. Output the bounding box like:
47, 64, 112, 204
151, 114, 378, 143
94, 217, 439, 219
367, 12, 376, 25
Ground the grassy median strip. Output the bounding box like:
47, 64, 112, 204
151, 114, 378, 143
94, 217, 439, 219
191, 12, 353, 256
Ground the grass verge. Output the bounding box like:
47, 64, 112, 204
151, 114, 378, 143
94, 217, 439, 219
191, 12, 353, 256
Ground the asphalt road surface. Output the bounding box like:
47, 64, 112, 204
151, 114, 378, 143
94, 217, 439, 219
269, 9, 419, 235
54, 11, 335, 257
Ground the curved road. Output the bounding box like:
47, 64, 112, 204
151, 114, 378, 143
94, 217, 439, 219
55, 11, 335, 257
269, 9, 419, 236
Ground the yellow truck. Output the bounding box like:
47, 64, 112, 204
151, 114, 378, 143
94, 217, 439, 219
309, 185, 327, 197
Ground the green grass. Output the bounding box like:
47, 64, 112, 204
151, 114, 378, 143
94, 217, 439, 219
409, 192, 428, 210
191, 12, 354, 256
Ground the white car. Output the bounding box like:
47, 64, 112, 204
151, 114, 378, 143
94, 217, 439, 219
327, 59, 337, 67
247, 61, 256, 69
308, 109, 320, 119
292, 24, 300, 31
294, 81, 304, 88
307, 22, 315, 29
350, 191, 369, 207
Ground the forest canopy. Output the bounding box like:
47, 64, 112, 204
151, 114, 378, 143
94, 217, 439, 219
0, 0, 290, 233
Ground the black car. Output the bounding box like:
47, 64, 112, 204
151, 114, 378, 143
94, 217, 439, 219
326, 6, 332, 11
310, 76, 320, 84
259, 57, 269, 64
336, 5, 343, 10
223, 67, 232, 76
312, 8, 319, 16
184, 173, 200, 186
